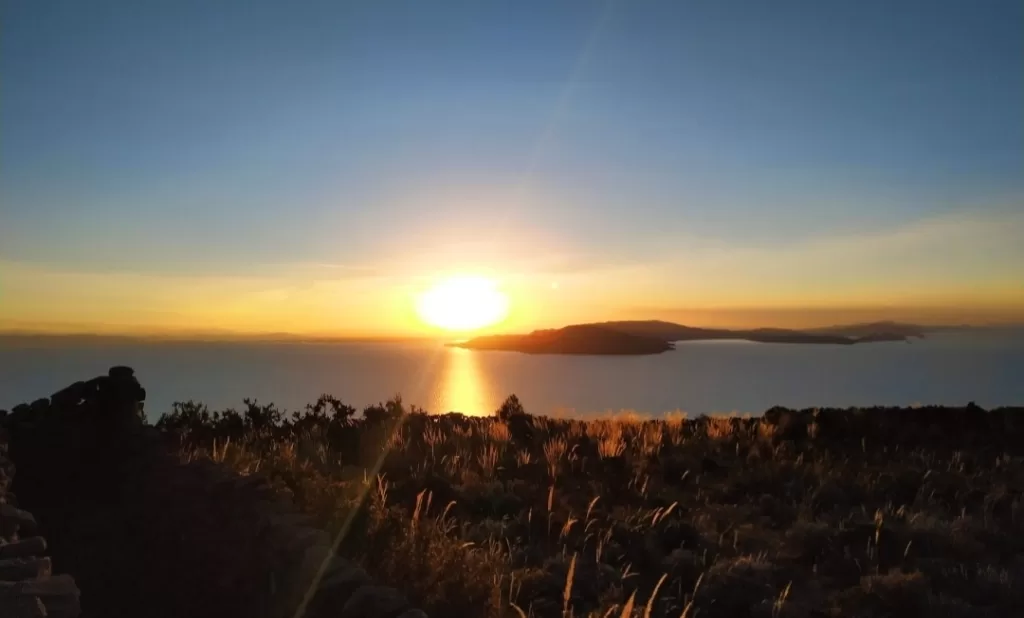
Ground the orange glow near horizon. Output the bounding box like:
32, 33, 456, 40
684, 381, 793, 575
415, 275, 510, 332
3, 206, 1024, 338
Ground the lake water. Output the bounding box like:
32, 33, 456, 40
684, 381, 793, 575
1, 330, 1022, 421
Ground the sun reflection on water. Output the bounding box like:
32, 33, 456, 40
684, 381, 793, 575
436, 346, 494, 415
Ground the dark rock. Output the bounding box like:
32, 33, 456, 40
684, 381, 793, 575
0, 557, 51, 581
0, 574, 81, 617
0, 505, 36, 537
82, 376, 108, 393
312, 559, 374, 612
0, 538, 47, 560
49, 382, 89, 409
108, 366, 135, 379
0, 595, 46, 617
340, 585, 410, 618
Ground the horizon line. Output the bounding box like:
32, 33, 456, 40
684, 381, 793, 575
3, 317, 1022, 343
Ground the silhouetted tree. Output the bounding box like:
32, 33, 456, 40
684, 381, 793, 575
363, 395, 406, 424
242, 399, 282, 433
496, 394, 525, 421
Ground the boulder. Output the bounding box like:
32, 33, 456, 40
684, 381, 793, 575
341, 585, 410, 618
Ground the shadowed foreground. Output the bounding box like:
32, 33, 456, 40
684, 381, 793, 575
157, 393, 1024, 618
1, 370, 424, 618
2, 369, 1022, 617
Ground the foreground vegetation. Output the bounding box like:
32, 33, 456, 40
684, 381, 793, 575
157, 396, 1024, 618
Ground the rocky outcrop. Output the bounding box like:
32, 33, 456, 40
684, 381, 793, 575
0, 428, 81, 617
0, 368, 425, 618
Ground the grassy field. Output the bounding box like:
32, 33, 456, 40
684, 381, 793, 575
157, 396, 1024, 618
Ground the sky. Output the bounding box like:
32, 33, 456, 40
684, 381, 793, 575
1, 0, 1022, 336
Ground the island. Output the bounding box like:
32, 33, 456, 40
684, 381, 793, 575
809, 321, 929, 339
451, 324, 674, 355
450, 320, 938, 355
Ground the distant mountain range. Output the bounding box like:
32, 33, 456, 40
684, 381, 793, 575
452, 320, 957, 355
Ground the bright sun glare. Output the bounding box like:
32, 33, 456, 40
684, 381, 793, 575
416, 276, 509, 331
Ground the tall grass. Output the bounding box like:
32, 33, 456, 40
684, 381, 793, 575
163, 399, 1024, 617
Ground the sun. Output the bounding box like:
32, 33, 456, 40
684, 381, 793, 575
416, 275, 509, 331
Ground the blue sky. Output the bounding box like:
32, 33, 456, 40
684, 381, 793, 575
1, 0, 1022, 334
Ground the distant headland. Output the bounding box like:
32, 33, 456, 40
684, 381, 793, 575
451, 320, 944, 355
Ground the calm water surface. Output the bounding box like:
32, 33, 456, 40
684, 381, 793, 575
1, 330, 1022, 420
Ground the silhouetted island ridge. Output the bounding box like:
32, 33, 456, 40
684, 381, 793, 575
451, 320, 937, 355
